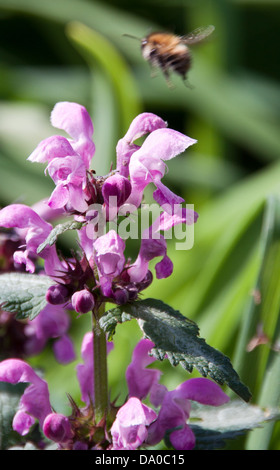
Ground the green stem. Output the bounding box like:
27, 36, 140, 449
92, 302, 108, 424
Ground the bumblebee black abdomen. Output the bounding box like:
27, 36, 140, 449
168, 53, 192, 78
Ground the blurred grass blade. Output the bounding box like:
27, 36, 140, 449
65, 22, 142, 174
0, 0, 153, 61
245, 337, 280, 449
136, 61, 280, 163
229, 196, 280, 448
233, 196, 280, 386
65, 22, 142, 130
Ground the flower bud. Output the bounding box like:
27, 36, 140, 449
43, 413, 73, 443
71, 289, 95, 314
113, 288, 129, 305
46, 284, 69, 305
102, 174, 132, 207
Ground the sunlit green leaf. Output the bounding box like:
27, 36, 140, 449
37, 219, 84, 253
0, 273, 53, 320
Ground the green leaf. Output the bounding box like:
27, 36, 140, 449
0, 389, 22, 450
189, 400, 280, 450
0, 273, 53, 320
37, 220, 85, 253
101, 298, 252, 402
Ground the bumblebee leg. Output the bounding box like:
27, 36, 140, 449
183, 77, 195, 89
162, 67, 175, 89
149, 64, 158, 78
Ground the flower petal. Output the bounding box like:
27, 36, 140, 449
126, 339, 161, 400
28, 135, 76, 163
111, 397, 157, 450
169, 424, 196, 450
51, 102, 94, 141
116, 112, 167, 177
127, 128, 196, 207
136, 128, 196, 162
175, 378, 230, 406
53, 335, 76, 364
0, 359, 52, 435
0, 204, 51, 232
121, 113, 167, 144
128, 235, 171, 282
50, 101, 95, 168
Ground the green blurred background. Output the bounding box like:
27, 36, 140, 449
1, 0, 280, 449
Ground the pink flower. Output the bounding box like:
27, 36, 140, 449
126, 127, 197, 209
0, 359, 52, 435
124, 339, 230, 450
147, 378, 230, 450
111, 397, 157, 450
93, 230, 126, 297
28, 102, 95, 213
128, 232, 172, 283
28, 102, 95, 169
0, 204, 64, 278
50, 101, 95, 169
46, 155, 88, 212
116, 113, 167, 178
117, 113, 196, 210
127, 207, 198, 283
0, 331, 112, 445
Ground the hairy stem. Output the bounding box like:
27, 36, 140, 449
92, 302, 108, 424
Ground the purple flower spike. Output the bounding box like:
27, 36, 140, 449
111, 397, 157, 450
0, 359, 52, 435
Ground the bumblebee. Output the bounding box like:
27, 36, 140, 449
125, 25, 215, 87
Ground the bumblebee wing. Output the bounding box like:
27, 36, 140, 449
182, 25, 215, 45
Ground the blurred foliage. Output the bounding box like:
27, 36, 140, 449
0, 0, 280, 450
